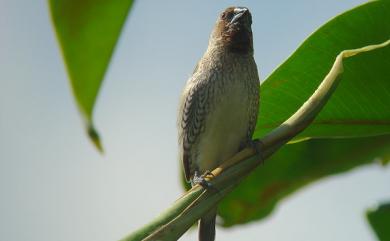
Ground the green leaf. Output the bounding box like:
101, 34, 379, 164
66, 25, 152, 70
254, 0, 390, 141
219, 135, 390, 226
49, 0, 134, 152
367, 203, 390, 241
216, 0, 390, 226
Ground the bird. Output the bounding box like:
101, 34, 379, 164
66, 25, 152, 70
178, 6, 259, 241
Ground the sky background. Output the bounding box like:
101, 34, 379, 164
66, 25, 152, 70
1, 0, 389, 241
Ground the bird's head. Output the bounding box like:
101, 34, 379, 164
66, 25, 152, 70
210, 7, 253, 54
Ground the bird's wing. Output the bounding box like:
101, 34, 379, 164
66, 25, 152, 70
179, 78, 210, 181
247, 82, 260, 141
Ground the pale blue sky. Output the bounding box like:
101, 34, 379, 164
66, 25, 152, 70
1, 0, 389, 241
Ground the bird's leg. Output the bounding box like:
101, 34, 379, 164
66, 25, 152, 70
239, 139, 261, 153
250, 139, 262, 153
191, 171, 204, 186
192, 170, 214, 188
240, 139, 263, 160
249, 139, 264, 163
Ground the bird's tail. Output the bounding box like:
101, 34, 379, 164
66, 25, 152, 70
199, 208, 217, 241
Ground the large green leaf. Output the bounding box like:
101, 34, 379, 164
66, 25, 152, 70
254, 0, 390, 141
49, 0, 134, 151
217, 0, 390, 226
219, 135, 390, 226
367, 203, 390, 241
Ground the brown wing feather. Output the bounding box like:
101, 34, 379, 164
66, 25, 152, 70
179, 79, 210, 181
247, 82, 260, 141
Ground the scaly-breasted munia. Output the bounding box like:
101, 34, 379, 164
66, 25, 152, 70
178, 7, 259, 241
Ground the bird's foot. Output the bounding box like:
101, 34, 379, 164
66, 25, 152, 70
249, 139, 264, 163
192, 171, 215, 188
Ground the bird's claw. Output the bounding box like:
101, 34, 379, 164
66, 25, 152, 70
249, 139, 261, 153
192, 171, 215, 188
202, 170, 215, 179
250, 139, 263, 162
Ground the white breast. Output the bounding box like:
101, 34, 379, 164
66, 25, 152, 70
196, 80, 250, 172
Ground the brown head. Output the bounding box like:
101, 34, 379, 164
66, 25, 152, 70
209, 7, 253, 54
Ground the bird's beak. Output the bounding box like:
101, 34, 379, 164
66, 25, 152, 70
229, 7, 248, 25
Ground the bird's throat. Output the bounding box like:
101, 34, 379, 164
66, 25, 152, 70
219, 25, 253, 54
